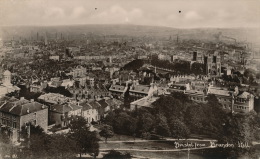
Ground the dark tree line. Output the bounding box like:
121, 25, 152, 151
103, 92, 260, 158
122, 59, 144, 71
151, 57, 205, 75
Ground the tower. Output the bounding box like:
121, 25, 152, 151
205, 53, 221, 76
3, 70, 12, 86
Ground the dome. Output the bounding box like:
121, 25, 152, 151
3, 70, 11, 76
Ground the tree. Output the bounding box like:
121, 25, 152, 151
153, 95, 187, 122
136, 109, 155, 137
48, 134, 77, 159
169, 119, 190, 139
191, 62, 205, 75
18, 124, 48, 159
112, 112, 137, 136
99, 124, 114, 143
122, 59, 144, 71
155, 114, 170, 137
0, 127, 13, 159
103, 150, 132, 159
68, 116, 99, 158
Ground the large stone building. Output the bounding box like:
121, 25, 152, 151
192, 51, 221, 76
185, 85, 255, 113
0, 96, 48, 142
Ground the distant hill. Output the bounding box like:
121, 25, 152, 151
1, 24, 259, 49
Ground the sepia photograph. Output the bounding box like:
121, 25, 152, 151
0, 0, 260, 158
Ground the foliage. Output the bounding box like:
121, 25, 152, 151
151, 57, 205, 75
105, 110, 137, 136
103, 150, 132, 159
191, 62, 206, 75
44, 86, 72, 97
0, 127, 13, 159
99, 124, 114, 143
155, 114, 170, 137
169, 119, 190, 139
122, 59, 144, 71
103, 94, 260, 158
68, 116, 99, 158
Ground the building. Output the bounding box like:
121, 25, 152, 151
185, 90, 207, 103
30, 81, 48, 93
207, 86, 233, 109
38, 93, 71, 105
0, 96, 48, 142
167, 83, 190, 93
205, 52, 221, 76
49, 102, 82, 127
192, 51, 222, 76
233, 92, 254, 113
0, 70, 20, 97
49, 55, 59, 61
109, 84, 128, 99
130, 96, 159, 110
67, 66, 87, 78
80, 101, 100, 123
129, 83, 158, 99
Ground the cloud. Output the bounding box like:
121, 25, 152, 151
71, 6, 86, 18
44, 7, 65, 19
184, 11, 203, 21
89, 5, 143, 24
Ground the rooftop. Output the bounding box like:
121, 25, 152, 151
50, 103, 82, 114
207, 86, 231, 97
129, 85, 150, 94
0, 97, 47, 116
131, 96, 159, 108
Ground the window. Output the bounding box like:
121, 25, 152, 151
2, 119, 6, 125
13, 122, 17, 128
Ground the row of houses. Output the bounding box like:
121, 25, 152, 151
109, 80, 158, 100
0, 93, 122, 142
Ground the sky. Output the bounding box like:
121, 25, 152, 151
0, 0, 259, 28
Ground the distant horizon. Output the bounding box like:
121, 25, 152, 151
1, 23, 260, 30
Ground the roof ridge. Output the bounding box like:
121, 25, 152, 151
0, 100, 7, 109
9, 102, 17, 112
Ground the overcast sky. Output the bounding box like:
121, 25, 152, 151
0, 0, 259, 28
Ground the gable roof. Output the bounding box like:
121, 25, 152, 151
237, 92, 251, 99
97, 99, 108, 108
0, 97, 47, 116
50, 103, 82, 114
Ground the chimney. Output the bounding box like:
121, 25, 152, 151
30, 99, 34, 102
20, 97, 25, 100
